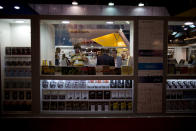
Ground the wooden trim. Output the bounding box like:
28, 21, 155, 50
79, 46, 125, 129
132, 18, 138, 113
31, 16, 41, 114
40, 75, 135, 80
167, 75, 196, 79
162, 19, 168, 113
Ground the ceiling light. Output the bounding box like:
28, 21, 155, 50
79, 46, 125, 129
62, 21, 70, 24
126, 21, 130, 24
189, 24, 195, 28
15, 20, 25, 23
72, 1, 78, 5
184, 28, 188, 30
184, 21, 194, 25
14, 6, 20, 10
0, 6, 3, 9
106, 21, 114, 24
138, 2, 144, 7
108, 2, 114, 6
172, 32, 177, 35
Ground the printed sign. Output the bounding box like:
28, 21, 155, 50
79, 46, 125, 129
138, 76, 163, 83
138, 70, 163, 76
139, 50, 163, 57
138, 63, 163, 70
138, 57, 163, 63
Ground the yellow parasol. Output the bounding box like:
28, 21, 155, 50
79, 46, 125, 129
91, 32, 127, 47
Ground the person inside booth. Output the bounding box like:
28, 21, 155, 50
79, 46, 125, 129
111, 49, 122, 68
70, 44, 88, 66
97, 49, 114, 66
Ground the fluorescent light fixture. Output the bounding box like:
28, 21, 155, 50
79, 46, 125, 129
72, 1, 78, 5
108, 2, 114, 6
62, 21, 70, 24
14, 6, 20, 10
106, 21, 114, 24
0, 6, 3, 9
184, 28, 188, 30
15, 20, 25, 23
172, 32, 177, 35
126, 21, 130, 24
138, 2, 144, 7
184, 21, 194, 25
189, 24, 195, 28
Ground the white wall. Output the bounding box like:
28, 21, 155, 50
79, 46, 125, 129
0, 21, 11, 88
40, 24, 55, 65
174, 47, 186, 63
10, 23, 31, 47
129, 21, 134, 57
0, 21, 31, 107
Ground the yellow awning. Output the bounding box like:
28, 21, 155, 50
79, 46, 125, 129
91, 33, 127, 47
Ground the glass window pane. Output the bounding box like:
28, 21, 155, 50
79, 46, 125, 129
40, 20, 134, 75
168, 21, 196, 75
0, 19, 32, 112
40, 79, 134, 113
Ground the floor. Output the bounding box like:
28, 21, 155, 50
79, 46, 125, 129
1, 116, 196, 131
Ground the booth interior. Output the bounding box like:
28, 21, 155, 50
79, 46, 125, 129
0, 19, 32, 111
40, 20, 134, 76
168, 21, 196, 75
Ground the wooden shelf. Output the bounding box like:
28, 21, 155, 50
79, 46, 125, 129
4, 88, 31, 91
166, 88, 196, 91
166, 99, 196, 101
41, 110, 133, 114
42, 99, 132, 102
5, 55, 31, 58
4, 77, 31, 80
4, 100, 32, 102
40, 75, 135, 80
167, 74, 196, 79
5, 66, 31, 69
42, 88, 132, 91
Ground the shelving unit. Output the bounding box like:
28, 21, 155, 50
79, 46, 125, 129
40, 80, 134, 113
42, 88, 132, 91
3, 47, 32, 112
42, 99, 133, 102
166, 79, 196, 113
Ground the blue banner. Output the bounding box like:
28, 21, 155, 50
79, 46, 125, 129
138, 63, 163, 70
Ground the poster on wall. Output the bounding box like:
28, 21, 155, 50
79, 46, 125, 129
54, 24, 130, 46
55, 25, 73, 46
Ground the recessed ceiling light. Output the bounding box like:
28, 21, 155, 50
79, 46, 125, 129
106, 21, 114, 24
126, 21, 130, 24
15, 20, 25, 23
108, 2, 114, 6
0, 6, 3, 9
138, 2, 144, 7
14, 6, 20, 10
72, 1, 78, 5
189, 24, 195, 28
172, 32, 177, 35
62, 21, 70, 24
184, 21, 194, 25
